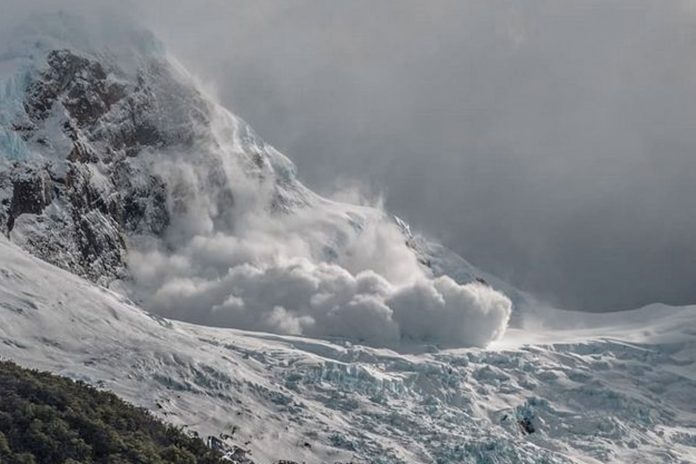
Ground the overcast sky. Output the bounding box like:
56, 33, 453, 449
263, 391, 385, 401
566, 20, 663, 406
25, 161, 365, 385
7, 0, 696, 311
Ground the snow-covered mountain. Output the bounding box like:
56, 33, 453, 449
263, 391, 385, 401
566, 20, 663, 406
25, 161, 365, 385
0, 13, 520, 349
1, 13, 696, 464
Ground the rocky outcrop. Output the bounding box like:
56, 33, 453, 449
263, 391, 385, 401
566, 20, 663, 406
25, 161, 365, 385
1, 162, 123, 283
22, 50, 125, 127
6, 166, 53, 231
0, 49, 188, 282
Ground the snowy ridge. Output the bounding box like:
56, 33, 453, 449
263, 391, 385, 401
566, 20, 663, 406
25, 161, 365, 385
2, 237, 695, 463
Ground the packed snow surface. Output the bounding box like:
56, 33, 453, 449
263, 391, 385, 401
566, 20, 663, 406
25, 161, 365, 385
1, 237, 695, 463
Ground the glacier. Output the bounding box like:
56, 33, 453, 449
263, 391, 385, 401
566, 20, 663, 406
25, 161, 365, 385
1, 234, 696, 463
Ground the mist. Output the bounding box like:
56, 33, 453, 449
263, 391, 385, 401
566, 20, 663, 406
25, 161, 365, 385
5, 0, 696, 311
147, 0, 696, 311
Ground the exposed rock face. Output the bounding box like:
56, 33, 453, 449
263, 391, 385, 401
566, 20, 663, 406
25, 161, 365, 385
22, 50, 124, 127
7, 166, 53, 230
17, 49, 209, 155
0, 49, 189, 282
0, 41, 307, 285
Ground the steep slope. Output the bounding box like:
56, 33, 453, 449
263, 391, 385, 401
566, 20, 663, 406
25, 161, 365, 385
0, 13, 516, 349
2, 235, 696, 463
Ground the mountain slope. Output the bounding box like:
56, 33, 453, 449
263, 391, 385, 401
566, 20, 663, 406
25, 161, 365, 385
0, 13, 516, 349
2, 235, 696, 463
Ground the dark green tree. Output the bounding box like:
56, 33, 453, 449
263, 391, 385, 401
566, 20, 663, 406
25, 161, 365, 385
0, 360, 226, 464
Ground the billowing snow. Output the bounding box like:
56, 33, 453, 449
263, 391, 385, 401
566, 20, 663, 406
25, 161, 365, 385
120, 126, 512, 347
115, 64, 513, 348
1, 237, 695, 463
0, 12, 513, 348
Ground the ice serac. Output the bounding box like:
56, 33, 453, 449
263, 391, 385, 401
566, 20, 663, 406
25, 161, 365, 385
0, 13, 514, 348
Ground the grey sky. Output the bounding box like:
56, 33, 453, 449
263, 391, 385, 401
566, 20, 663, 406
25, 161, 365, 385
6, 0, 696, 311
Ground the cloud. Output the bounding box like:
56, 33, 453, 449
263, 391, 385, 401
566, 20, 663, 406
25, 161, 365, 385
136, 253, 510, 348
127, 0, 696, 311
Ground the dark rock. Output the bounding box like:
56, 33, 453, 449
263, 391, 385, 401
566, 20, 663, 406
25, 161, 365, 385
518, 416, 535, 435
30, 49, 125, 128
110, 160, 169, 235
2, 46, 214, 285
7, 167, 53, 232
10, 173, 51, 215
67, 141, 98, 163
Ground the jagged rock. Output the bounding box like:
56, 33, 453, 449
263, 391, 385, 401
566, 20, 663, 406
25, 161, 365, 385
67, 140, 97, 163
7, 166, 53, 232
519, 416, 535, 435
110, 160, 169, 235
0, 48, 185, 282
24, 50, 124, 127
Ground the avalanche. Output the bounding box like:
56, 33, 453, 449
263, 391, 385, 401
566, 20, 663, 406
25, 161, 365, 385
1, 11, 696, 464
0, 12, 511, 349
2, 230, 696, 463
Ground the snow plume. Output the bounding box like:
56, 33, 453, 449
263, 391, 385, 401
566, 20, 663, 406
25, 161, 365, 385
132, 252, 511, 348
3, 8, 512, 348
124, 121, 511, 348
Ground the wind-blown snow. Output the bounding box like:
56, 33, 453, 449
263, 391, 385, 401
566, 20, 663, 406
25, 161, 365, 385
0, 13, 512, 348
125, 151, 511, 347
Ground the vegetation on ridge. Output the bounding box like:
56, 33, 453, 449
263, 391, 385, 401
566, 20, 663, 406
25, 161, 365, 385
0, 359, 225, 464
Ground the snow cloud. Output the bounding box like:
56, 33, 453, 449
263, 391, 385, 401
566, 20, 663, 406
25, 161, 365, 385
0, 1, 512, 347
135, 253, 510, 348
124, 133, 511, 348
